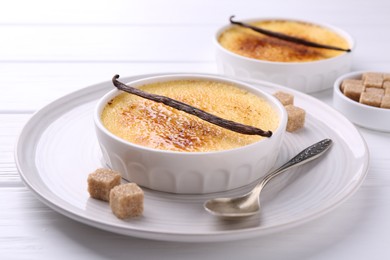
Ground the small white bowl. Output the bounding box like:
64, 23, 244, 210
94, 74, 287, 194
333, 71, 390, 132
215, 18, 355, 93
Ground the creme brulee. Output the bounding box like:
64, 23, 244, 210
101, 80, 279, 152
218, 20, 350, 62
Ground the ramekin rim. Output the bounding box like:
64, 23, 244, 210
94, 73, 287, 156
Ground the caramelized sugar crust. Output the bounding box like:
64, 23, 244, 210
101, 80, 279, 152
218, 20, 350, 62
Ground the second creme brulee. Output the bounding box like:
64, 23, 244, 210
101, 80, 279, 152
218, 20, 350, 62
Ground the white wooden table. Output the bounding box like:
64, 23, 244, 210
1, 1, 390, 259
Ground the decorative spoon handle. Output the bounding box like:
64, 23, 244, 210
256, 139, 333, 191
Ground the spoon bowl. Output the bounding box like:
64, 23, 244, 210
204, 139, 333, 218
204, 193, 260, 217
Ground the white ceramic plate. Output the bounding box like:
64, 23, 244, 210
15, 74, 369, 242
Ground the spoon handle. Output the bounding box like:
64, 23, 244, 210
256, 138, 333, 191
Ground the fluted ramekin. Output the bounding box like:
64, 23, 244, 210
215, 18, 355, 93
94, 74, 287, 194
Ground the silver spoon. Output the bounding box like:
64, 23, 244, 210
204, 138, 333, 218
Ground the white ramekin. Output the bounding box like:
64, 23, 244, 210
94, 74, 287, 194
333, 71, 390, 132
215, 18, 355, 93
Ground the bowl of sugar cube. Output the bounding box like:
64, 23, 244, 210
333, 71, 390, 132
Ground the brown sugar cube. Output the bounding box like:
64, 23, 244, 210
383, 81, 390, 95
87, 168, 121, 201
359, 92, 382, 107
382, 73, 390, 82
285, 105, 306, 132
110, 183, 144, 219
340, 79, 363, 93
365, 87, 385, 95
380, 95, 390, 109
273, 91, 294, 106
362, 72, 383, 88
362, 72, 381, 81
343, 81, 364, 102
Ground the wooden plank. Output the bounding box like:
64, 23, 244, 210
1, 185, 390, 259
0, 24, 389, 62
0, 59, 389, 112
0, 62, 215, 111
0, 114, 31, 184
0, 26, 215, 61
0, 0, 389, 26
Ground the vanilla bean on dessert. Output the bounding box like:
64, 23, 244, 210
112, 75, 272, 137
101, 79, 280, 152
219, 19, 350, 62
